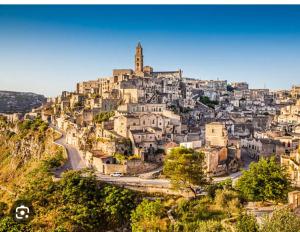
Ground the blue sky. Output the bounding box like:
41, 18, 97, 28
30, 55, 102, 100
1, 5, 300, 97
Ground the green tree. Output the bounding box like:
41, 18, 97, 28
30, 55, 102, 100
101, 185, 136, 227
94, 111, 115, 124
163, 147, 207, 196
131, 199, 168, 232
261, 208, 300, 232
236, 157, 291, 202
235, 213, 259, 232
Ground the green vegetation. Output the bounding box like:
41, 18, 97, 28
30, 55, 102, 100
114, 153, 127, 163
131, 199, 169, 232
20, 117, 48, 131
236, 157, 291, 202
26, 170, 136, 231
199, 96, 219, 108
0, 169, 137, 231
235, 213, 259, 232
164, 147, 208, 196
130, 188, 242, 231
42, 148, 66, 170
260, 208, 300, 232
93, 111, 115, 123
174, 198, 224, 228
235, 208, 300, 232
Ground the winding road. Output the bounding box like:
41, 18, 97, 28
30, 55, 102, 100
52, 126, 86, 177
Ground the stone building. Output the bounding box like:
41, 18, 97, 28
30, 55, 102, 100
240, 138, 285, 160
205, 122, 228, 147
231, 82, 249, 91
281, 150, 300, 187
199, 147, 228, 176
277, 99, 300, 124
135, 42, 144, 75
291, 85, 300, 98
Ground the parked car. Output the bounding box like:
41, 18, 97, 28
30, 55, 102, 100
110, 172, 123, 177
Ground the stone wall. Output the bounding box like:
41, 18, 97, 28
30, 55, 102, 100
103, 164, 127, 175
112, 182, 194, 197
126, 160, 159, 175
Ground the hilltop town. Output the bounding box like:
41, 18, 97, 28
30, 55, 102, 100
4, 43, 300, 185
1, 43, 300, 231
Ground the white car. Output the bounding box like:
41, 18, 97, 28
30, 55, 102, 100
110, 172, 123, 177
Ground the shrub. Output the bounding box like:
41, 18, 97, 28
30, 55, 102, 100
235, 213, 259, 232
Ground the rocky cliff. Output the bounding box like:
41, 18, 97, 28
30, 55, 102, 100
0, 116, 65, 200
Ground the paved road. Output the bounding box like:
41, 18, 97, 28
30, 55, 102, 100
52, 126, 86, 177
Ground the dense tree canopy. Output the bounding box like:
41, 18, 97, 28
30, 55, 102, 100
236, 157, 291, 202
131, 199, 169, 232
26, 170, 137, 231
163, 147, 208, 196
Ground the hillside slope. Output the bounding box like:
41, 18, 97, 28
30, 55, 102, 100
0, 116, 138, 231
0, 90, 46, 113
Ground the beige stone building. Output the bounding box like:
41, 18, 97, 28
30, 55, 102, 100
291, 85, 300, 98
277, 99, 300, 124
205, 122, 228, 147
198, 147, 228, 176
281, 150, 300, 187
116, 103, 166, 115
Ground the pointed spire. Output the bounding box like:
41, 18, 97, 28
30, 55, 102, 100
137, 42, 142, 48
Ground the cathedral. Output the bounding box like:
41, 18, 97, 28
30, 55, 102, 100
132, 42, 182, 78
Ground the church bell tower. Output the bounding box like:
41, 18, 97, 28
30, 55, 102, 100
135, 42, 143, 73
